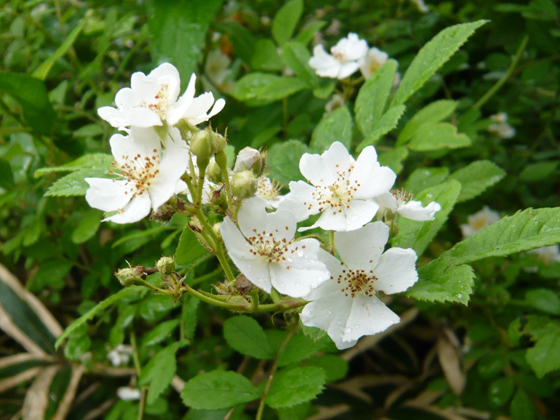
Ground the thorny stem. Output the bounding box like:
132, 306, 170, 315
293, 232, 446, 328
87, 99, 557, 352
473, 35, 529, 110
255, 323, 297, 420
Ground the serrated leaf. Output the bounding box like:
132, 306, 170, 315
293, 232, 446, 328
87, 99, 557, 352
55, 286, 144, 349
404, 167, 449, 195
223, 316, 274, 360
266, 366, 326, 408
268, 140, 307, 186
175, 228, 210, 269
393, 179, 462, 256
299, 322, 327, 342
310, 107, 353, 153
525, 288, 560, 315
449, 160, 506, 202
147, 0, 223, 91
140, 343, 179, 405
281, 41, 319, 85
378, 147, 408, 175
355, 59, 398, 135
304, 355, 348, 382
391, 20, 487, 106
396, 100, 457, 146
408, 122, 471, 151
277, 333, 323, 367
231, 73, 308, 105
141, 319, 180, 347
407, 260, 475, 305
182, 296, 200, 342
251, 39, 283, 71
510, 389, 536, 420
71, 209, 102, 244
181, 370, 260, 409
259, 77, 310, 102
356, 105, 406, 152
526, 325, 560, 378
45, 169, 114, 197
35, 154, 114, 177
272, 0, 303, 45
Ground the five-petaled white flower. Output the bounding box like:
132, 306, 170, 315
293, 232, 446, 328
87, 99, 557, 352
375, 189, 441, 221
85, 126, 189, 224
309, 33, 369, 79
300, 222, 418, 349
460, 206, 501, 238
256, 176, 283, 209
359, 47, 389, 79
279, 141, 396, 232
98, 62, 225, 129
221, 198, 330, 297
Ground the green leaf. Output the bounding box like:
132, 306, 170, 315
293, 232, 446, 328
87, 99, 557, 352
175, 228, 210, 269
391, 20, 488, 106
141, 319, 180, 347
378, 147, 409, 175
439, 207, 560, 266
488, 377, 515, 407
272, 0, 304, 46
355, 59, 398, 135
266, 366, 326, 408
525, 289, 560, 315
231, 73, 308, 104
520, 162, 559, 182
71, 209, 102, 244
393, 179, 462, 256
268, 140, 307, 187
32, 15, 88, 80
449, 160, 506, 202
182, 296, 200, 342
55, 286, 144, 349
281, 41, 319, 85
510, 389, 536, 420
299, 322, 327, 342
147, 0, 224, 91
310, 107, 353, 153
304, 355, 348, 382
408, 123, 471, 151
278, 403, 311, 420
223, 316, 274, 360
215, 21, 256, 65
526, 325, 560, 378
407, 260, 475, 305
277, 333, 324, 367
258, 77, 310, 102
404, 167, 449, 195
356, 105, 406, 152
251, 39, 283, 71
0, 158, 14, 189
35, 154, 114, 178
295, 21, 327, 45
0, 72, 56, 134
45, 168, 114, 197
140, 343, 179, 405
181, 371, 260, 409
396, 100, 457, 146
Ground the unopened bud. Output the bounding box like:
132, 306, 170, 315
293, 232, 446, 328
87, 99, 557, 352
115, 267, 142, 287
212, 222, 222, 238
156, 256, 175, 276
232, 170, 257, 199
234, 147, 261, 173
190, 129, 214, 168
206, 158, 223, 183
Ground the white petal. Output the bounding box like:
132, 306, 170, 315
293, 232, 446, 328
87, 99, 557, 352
148, 63, 181, 101
277, 181, 318, 222
238, 197, 269, 238
352, 147, 396, 199
98, 106, 128, 128
337, 61, 360, 79
125, 107, 163, 127
115, 87, 141, 110
301, 142, 353, 185
374, 247, 418, 294
263, 209, 297, 243
220, 217, 272, 293
208, 98, 225, 118
342, 294, 400, 342
110, 128, 161, 166
334, 222, 388, 269
305, 199, 378, 232
375, 192, 399, 212
398, 201, 441, 221
305, 248, 344, 301
104, 192, 152, 224
85, 178, 132, 212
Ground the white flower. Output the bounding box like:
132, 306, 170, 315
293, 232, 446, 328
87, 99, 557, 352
107, 344, 133, 367
117, 387, 141, 401
460, 206, 501, 238
300, 222, 418, 349
278, 141, 396, 232
528, 245, 560, 265
359, 47, 389, 80
375, 190, 441, 221
256, 176, 282, 209
98, 63, 225, 129
309, 33, 369, 79
85, 127, 189, 224
411, 0, 429, 13
234, 147, 261, 173
487, 113, 515, 139
220, 197, 330, 297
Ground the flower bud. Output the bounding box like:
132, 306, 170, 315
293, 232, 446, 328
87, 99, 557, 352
206, 158, 223, 183
209, 130, 227, 153
115, 267, 142, 287
234, 147, 260, 172
190, 129, 214, 168
212, 222, 222, 238
156, 256, 175, 276
232, 170, 257, 199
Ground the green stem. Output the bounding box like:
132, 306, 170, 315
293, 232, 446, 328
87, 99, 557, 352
134, 278, 173, 296
189, 266, 223, 286
138, 386, 148, 420
473, 35, 529, 110
130, 332, 142, 377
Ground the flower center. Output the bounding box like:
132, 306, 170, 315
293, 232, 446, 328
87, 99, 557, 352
391, 188, 413, 207
111, 149, 161, 198
335, 262, 378, 298
246, 227, 298, 264
311, 165, 359, 213
257, 177, 281, 201
141, 84, 170, 119
471, 216, 490, 231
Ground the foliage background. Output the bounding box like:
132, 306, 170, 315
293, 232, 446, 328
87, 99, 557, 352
0, 0, 559, 419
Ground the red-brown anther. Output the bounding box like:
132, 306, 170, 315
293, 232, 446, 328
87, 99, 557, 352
337, 265, 379, 298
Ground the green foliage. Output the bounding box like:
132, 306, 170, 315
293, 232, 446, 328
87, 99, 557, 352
396, 100, 457, 146
449, 160, 506, 202
223, 315, 275, 360
356, 104, 406, 151
272, 0, 303, 46
408, 123, 471, 151
268, 140, 307, 186
140, 343, 179, 404
526, 324, 560, 378
310, 107, 353, 152
181, 371, 260, 409
175, 228, 210, 268
265, 366, 326, 408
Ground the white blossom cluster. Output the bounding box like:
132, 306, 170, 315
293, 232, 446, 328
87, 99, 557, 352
87, 63, 442, 350
309, 32, 390, 80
